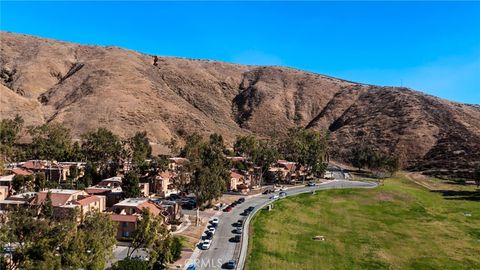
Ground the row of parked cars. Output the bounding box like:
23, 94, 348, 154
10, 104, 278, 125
200, 217, 219, 250
223, 197, 245, 212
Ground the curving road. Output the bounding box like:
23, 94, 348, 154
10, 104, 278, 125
186, 168, 377, 270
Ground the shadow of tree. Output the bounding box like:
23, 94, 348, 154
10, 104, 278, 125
432, 190, 480, 201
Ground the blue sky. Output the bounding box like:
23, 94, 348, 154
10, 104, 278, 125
1, 1, 479, 104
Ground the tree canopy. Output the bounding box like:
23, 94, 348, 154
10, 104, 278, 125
123, 171, 141, 198
183, 133, 230, 206
28, 123, 76, 161
0, 208, 116, 270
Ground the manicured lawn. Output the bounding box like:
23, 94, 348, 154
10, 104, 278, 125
246, 176, 480, 270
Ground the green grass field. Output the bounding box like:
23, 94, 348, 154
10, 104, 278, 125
245, 176, 480, 270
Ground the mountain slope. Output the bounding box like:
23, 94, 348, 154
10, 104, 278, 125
1, 32, 479, 175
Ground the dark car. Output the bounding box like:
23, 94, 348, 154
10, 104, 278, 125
241, 206, 255, 216
182, 201, 196, 209
186, 265, 197, 270
231, 235, 241, 243
236, 219, 244, 227
238, 197, 245, 203
223, 206, 232, 212
222, 260, 237, 269
204, 231, 213, 240
169, 194, 181, 201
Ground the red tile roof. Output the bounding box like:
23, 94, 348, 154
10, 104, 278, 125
22, 160, 46, 170
277, 160, 296, 171
110, 214, 139, 223
159, 171, 174, 179
137, 201, 162, 216
76, 195, 101, 206
11, 168, 33, 176
36, 192, 73, 207
230, 171, 244, 180
85, 188, 111, 195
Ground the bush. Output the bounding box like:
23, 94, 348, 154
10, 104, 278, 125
112, 258, 150, 270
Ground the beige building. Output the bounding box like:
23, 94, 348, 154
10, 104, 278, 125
35, 189, 105, 222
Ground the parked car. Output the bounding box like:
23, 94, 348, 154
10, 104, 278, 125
169, 193, 181, 201
269, 194, 279, 200
223, 206, 232, 212
231, 235, 241, 243
238, 197, 245, 203
222, 260, 237, 269
262, 189, 273, 195
210, 217, 219, 227
307, 182, 316, 187
201, 239, 211, 250
247, 206, 255, 212
279, 191, 287, 197
187, 264, 197, 270
236, 219, 244, 227
208, 227, 216, 235
204, 231, 213, 240
234, 228, 243, 234
181, 199, 197, 209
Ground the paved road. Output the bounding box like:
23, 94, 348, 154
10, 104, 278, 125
187, 172, 376, 269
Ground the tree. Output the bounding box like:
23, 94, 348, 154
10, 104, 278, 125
145, 155, 169, 178
11, 174, 34, 193
0, 208, 117, 270
170, 236, 183, 262
12, 174, 25, 193
234, 135, 257, 158
67, 141, 83, 161
123, 171, 141, 198
34, 172, 47, 191
0, 206, 68, 269
0, 115, 24, 163
252, 140, 280, 186
112, 258, 150, 270
279, 128, 329, 179
78, 161, 98, 188
179, 133, 204, 162
41, 191, 54, 219
349, 145, 401, 177
0, 115, 24, 146
186, 134, 230, 206
74, 211, 117, 270
128, 131, 152, 167
127, 209, 170, 267
29, 123, 73, 161
67, 164, 80, 188
349, 145, 374, 171
81, 128, 122, 180
474, 166, 480, 188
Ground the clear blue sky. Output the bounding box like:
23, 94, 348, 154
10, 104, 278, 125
1, 1, 479, 104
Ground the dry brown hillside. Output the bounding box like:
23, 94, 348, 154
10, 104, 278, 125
1, 32, 479, 176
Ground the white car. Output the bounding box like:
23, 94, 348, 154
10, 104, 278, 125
208, 227, 216, 234
269, 194, 279, 200
201, 239, 211, 250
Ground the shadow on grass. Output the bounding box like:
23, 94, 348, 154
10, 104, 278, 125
432, 189, 480, 201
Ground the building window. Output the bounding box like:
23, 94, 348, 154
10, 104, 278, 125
122, 231, 129, 237
122, 222, 128, 228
